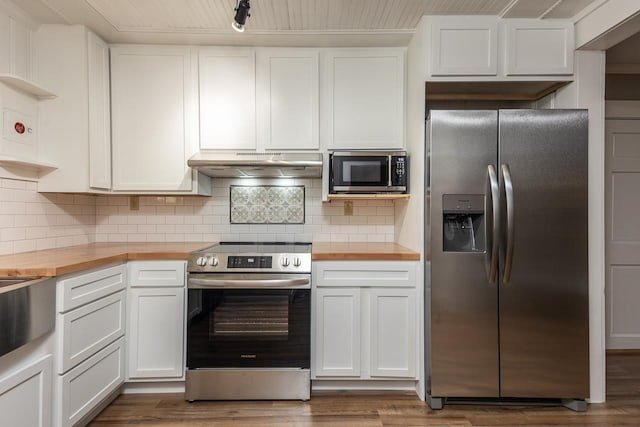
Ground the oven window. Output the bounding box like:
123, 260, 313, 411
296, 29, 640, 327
210, 294, 289, 339
187, 289, 310, 369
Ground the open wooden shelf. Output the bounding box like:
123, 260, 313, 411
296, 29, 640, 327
0, 74, 57, 99
325, 193, 410, 201
0, 156, 58, 173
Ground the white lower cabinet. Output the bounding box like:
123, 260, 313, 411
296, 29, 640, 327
312, 261, 418, 381
369, 288, 416, 378
0, 354, 53, 427
126, 261, 186, 380
127, 287, 185, 379
314, 288, 361, 377
55, 263, 127, 427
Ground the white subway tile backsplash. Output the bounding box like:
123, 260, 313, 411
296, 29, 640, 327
0, 177, 395, 255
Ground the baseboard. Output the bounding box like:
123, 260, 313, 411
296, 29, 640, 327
606, 349, 640, 355
122, 381, 186, 394
312, 379, 418, 393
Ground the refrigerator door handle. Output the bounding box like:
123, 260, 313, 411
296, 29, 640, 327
502, 164, 515, 284
485, 165, 500, 285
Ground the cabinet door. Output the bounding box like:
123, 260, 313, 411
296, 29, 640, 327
257, 48, 319, 150
88, 31, 111, 190
0, 355, 52, 427
127, 287, 185, 378
323, 48, 405, 150
111, 45, 196, 191
314, 288, 361, 377
429, 16, 498, 76
0, 15, 33, 79
369, 288, 416, 378
503, 20, 574, 75
199, 48, 255, 150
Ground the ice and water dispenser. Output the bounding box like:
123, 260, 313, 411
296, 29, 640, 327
442, 194, 485, 252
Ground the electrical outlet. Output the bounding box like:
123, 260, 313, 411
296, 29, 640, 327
129, 195, 140, 211
344, 201, 353, 216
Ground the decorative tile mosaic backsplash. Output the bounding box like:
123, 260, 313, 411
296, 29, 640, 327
230, 186, 305, 224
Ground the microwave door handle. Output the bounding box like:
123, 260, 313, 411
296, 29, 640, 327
388, 156, 392, 186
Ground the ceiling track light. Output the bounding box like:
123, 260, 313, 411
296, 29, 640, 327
232, 0, 251, 33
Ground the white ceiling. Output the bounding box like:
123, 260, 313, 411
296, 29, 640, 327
16, 0, 599, 46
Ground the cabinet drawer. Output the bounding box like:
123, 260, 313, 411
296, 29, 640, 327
57, 264, 126, 312
128, 261, 185, 287
58, 290, 125, 374
313, 261, 417, 287
58, 337, 124, 427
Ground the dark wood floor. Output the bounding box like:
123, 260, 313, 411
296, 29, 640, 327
89, 353, 640, 426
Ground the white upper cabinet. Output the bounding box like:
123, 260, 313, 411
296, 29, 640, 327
111, 45, 208, 193
0, 9, 34, 81
199, 48, 256, 150
36, 25, 111, 193
322, 48, 405, 150
257, 48, 319, 150
503, 20, 574, 76
430, 16, 498, 76
426, 16, 574, 80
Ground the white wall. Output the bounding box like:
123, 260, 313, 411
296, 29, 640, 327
555, 50, 607, 403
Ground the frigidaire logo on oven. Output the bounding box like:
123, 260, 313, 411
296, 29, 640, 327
241, 354, 257, 359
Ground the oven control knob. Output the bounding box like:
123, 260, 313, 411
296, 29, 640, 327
208, 257, 219, 267
196, 256, 207, 266
281, 257, 290, 267
293, 257, 302, 267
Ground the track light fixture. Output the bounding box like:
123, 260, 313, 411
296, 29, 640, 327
232, 0, 251, 33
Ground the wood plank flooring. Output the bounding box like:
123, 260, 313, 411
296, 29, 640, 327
89, 353, 640, 426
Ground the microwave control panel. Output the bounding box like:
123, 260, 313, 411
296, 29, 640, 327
391, 156, 408, 186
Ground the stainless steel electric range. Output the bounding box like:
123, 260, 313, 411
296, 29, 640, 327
185, 242, 311, 401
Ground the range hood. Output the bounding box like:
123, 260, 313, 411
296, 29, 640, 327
187, 152, 323, 178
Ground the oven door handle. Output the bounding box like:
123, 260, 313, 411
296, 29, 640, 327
187, 277, 311, 289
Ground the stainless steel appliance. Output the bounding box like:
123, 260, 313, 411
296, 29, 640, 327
185, 242, 311, 401
329, 151, 408, 193
425, 110, 589, 411
0, 277, 55, 357
187, 152, 322, 178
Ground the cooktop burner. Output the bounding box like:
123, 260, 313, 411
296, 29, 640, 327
187, 242, 312, 274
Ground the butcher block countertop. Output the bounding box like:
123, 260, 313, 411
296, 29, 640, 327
0, 242, 210, 277
311, 242, 420, 261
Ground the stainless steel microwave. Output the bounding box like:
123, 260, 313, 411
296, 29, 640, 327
329, 151, 408, 193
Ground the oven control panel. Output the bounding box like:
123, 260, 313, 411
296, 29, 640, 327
188, 252, 311, 273
227, 256, 272, 268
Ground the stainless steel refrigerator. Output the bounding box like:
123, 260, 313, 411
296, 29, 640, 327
424, 109, 589, 411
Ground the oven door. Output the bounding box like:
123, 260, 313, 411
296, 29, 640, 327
186, 274, 310, 369
330, 154, 390, 192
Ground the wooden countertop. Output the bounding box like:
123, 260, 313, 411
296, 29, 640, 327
312, 242, 420, 261
0, 242, 210, 277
